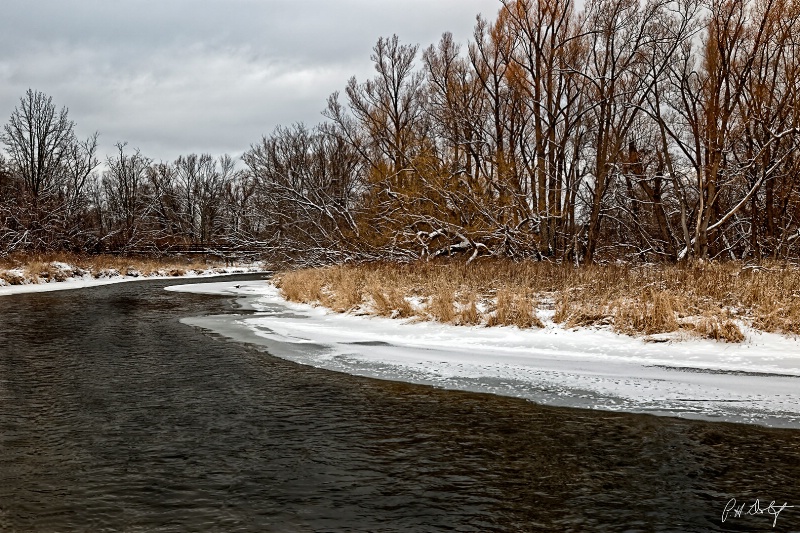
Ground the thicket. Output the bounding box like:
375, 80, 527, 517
4, 0, 800, 265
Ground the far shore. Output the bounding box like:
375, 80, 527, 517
0, 253, 268, 297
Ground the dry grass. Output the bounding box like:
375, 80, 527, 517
693, 314, 746, 343
276, 261, 546, 329
456, 292, 481, 326
371, 288, 413, 318
488, 288, 544, 328
613, 290, 681, 336
23, 261, 73, 282
555, 293, 613, 328
0, 270, 25, 285
278, 268, 326, 304
274, 259, 800, 341
322, 266, 363, 311
426, 285, 456, 323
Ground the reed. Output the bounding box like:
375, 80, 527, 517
487, 288, 544, 328
427, 286, 456, 323
455, 292, 482, 326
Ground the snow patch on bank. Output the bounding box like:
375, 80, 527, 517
169, 280, 800, 428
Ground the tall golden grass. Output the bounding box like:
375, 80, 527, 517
274, 259, 800, 341
487, 288, 544, 328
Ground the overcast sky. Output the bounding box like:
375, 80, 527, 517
0, 0, 501, 164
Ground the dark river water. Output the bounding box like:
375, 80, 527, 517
0, 275, 799, 532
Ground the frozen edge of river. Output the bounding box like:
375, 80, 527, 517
169, 279, 800, 428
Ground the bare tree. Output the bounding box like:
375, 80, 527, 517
243, 123, 366, 262
332, 35, 426, 188
0, 89, 99, 252
1, 89, 96, 200
101, 143, 154, 250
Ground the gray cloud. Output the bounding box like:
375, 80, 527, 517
0, 0, 500, 162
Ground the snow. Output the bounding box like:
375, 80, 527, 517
0, 265, 267, 297
168, 280, 800, 428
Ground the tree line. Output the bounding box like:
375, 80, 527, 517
3, 0, 800, 264
0, 90, 258, 256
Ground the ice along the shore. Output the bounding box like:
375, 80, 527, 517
168, 280, 800, 428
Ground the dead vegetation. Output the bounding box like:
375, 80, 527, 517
0, 252, 236, 286
487, 288, 544, 328
274, 259, 800, 342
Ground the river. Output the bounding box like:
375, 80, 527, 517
0, 275, 798, 532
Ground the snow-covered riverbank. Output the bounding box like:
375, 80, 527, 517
0, 264, 267, 297
168, 280, 800, 428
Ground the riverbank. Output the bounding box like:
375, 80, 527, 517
0, 252, 267, 296
168, 279, 800, 427
275, 260, 800, 343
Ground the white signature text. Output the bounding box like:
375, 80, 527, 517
722, 498, 794, 528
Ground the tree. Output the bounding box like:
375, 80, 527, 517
243, 123, 365, 262
1, 89, 96, 201
101, 143, 154, 250
331, 35, 426, 189
501, 0, 587, 257
173, 153, 238, 247
0, 89, 98, 252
